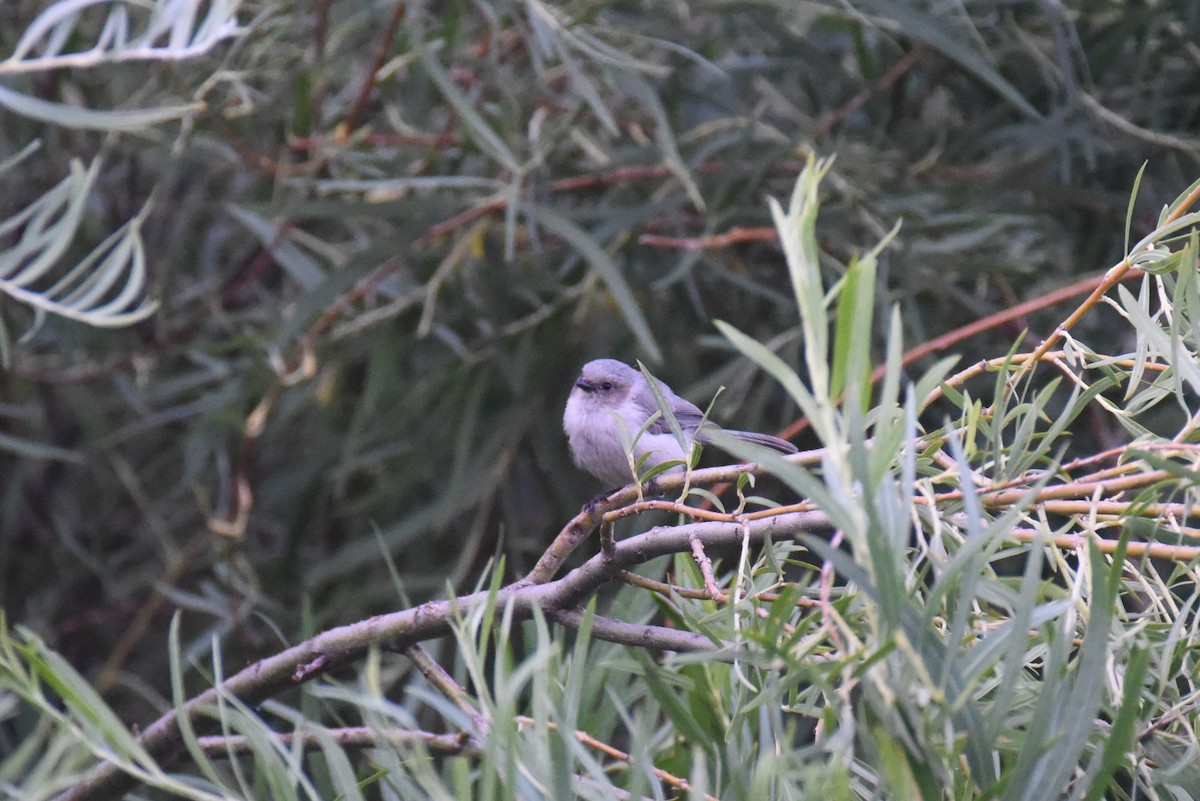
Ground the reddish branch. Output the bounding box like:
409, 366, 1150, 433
335, 2, 408, 141
639, 226, 777, 250
1026, 177, 1200, 366
811, 45, 926, 137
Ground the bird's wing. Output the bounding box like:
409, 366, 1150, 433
640, 393, 797, 454
645, 408, 705, 435
639, 387, 706, 436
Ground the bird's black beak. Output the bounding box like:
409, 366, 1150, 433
575, 378, 594, 393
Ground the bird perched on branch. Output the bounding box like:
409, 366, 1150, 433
563, 358, 797, 486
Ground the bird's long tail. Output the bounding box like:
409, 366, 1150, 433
723, 429, 798, 454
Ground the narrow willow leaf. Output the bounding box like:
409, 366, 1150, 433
1119, 284, 1200, 398
227, 205, 326, 289
637, 642, 713, 745
830, 251, 876, 414
168, 615, 227, 793
771, 155, 835, 401
5, 0, 243, 71
714, 319, 833, 446
875, 307, 904, 423
15, 628, 154, 768
854, 0, 1042, 120
1079, 643, 1149, 801
636, 360, 690, 459
0, 430, 85, 463
1002, 379, 1060, 481
912, 355, 959, 411
638, 458, 686, 483
1129, 210, 1200, 257
623, 73, 704, 212
0, 85, 202, 130
535, 206, 661, 362
1162, 173, 1200, 224
526, 3, 619, 135
415, 35, 520, 173
0, 159, 97, 282
524, 0, 669, 77
1014, 375, 1117, 478
0, 317, 10, 368
8, 215, 157, 334
1125, 162, 1149, 256
685, 486, 725, 511
0, 139, 41, 175
314, 728, 368, 801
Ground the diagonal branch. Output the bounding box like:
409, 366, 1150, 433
54, 509, 830, 801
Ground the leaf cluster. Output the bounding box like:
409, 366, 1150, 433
2, 2, 1200, 799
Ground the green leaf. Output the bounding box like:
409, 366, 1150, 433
415, 35, 520, 173
830, 251, 877, 414
771, 154, 836, 401
714, 319, 832, 446
636, 361, 688, 448
853, 0, 1042, 120
1080, 642, 1149, 801
0, 85, 202, 130
0, 430, 85, 463
15, 627, 155, 768
536, 206, 661, 362
1124, 161, 1149, 256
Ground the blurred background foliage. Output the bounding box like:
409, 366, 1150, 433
1, 0, 1198, 723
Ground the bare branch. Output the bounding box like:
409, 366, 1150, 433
548, 608, 720, 653
54, 508, 830, 801
405, 643, 490, 736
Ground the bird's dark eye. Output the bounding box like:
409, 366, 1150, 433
601, 382, 614, 391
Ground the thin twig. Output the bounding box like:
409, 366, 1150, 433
336, 2, 408, 141
549, 608, 719, 653
1024, 180, 1200, 368
818, 530, 846, 654
1007, 528, 1200, 561
639, 226, 777, 251
514, 716, 721, 801
198, 726, 474, 757
689, 534, 728, 602
405, 644, 491, 736
811, 46, 926, 137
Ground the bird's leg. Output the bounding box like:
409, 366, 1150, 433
583, 490, 615, 521
644, 475, 674, 500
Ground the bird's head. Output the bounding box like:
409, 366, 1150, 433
572, 359, 638, 409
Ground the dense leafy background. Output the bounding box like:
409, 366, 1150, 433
2, 0, 1199, 757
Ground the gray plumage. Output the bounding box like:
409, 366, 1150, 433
562, 358, 798, 486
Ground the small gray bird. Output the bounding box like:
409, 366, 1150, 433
563, 358, 798, 486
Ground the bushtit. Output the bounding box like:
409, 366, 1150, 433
563, 358, 798, 486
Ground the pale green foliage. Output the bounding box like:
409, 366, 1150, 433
0, 0, 244, 355
4, 159, 1200, 801
0, 146, 156, 345
3, 2, 1200, 800
0, 0, 240, 127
